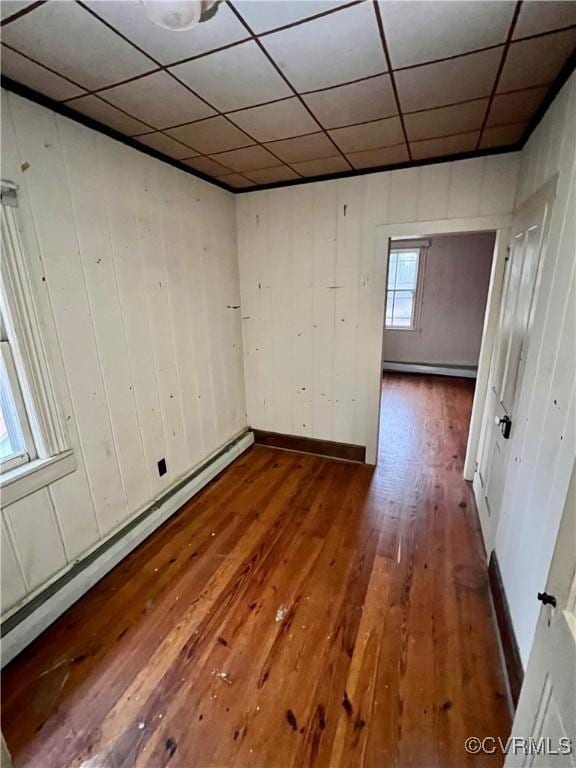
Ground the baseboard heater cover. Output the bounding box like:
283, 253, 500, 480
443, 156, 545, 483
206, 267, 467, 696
253, 429, 365, 463
383, 362, 478, 378
1, 428, 254, 667
488, 551, 524, 708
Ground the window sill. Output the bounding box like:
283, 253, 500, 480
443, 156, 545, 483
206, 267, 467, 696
384, 326, 419, 332
0, 450, 76, 508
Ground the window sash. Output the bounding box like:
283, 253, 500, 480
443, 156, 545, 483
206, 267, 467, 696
0, 340, 36, 473
385, 249, 420, 329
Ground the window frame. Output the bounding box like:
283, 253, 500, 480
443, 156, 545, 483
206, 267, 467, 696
1, 180, 76, 507
384, 241, 428, 332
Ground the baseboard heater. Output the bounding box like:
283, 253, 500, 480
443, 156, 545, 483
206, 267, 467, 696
253, 429, 366, 463
383, 361, 478, 378
1, 428, 254, 667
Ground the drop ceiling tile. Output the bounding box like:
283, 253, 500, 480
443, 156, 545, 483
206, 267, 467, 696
514, 1, 576, 39
84, 1, 248, 65
170, 40, 292, 112
347, 143, 410, 169
379, 1, 515, 69
219, 174, 255, 189
410, 131, 480, 160
235, 1, 351, 34
1, 45, 86, 101
291, 156, 350, 177
66, 95, 151, 136
329, 116, 404, 153
2, 1, 153, 90
166, 116, 253, 154
100, 71, 215, 130
243, 166, 299, 185
479, 123, 526, 148
182, 156, 231, 177
135, 132, 198, 159
498, 29, 576, 92
261, 2, 387, 92
487, 87, 548, 128
263, 132, 335, 163
209, 145, 279, 172
1, 2, 36, 22
395, 48, 501, 112
228, 98, 318, 142
404, 99, 488, 141
303, 75, 396, 130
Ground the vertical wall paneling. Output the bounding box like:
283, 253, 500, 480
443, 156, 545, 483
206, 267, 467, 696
1, 90, 247, 618
237, 152, 521, 453
9, 95, 127, 538
312, 181, 339, 441
0, 90, 100, 563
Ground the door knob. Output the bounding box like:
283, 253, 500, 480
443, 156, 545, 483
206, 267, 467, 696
537, 591, 557, 607
494, 415, 512, 439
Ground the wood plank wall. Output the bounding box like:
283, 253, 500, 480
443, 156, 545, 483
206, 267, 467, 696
0, 91, 247, 618
236, 154, 519, 450
493, 73, 576, 665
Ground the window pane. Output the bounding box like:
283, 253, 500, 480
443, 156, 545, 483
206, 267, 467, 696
395, 251, 419, 290
387, 251, 398, 289
0, 353, 25, 463
392, 290, 414, 327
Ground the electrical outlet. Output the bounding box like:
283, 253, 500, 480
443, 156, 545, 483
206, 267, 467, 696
157, 458, 167, 477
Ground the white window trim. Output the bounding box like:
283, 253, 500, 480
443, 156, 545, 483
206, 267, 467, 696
0, 180, 75, 507
385, 240, 428, 332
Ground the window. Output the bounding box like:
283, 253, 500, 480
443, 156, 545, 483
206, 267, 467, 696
385, 248, 421, 329
1, 181, 75, 507
1, 313, 36, 473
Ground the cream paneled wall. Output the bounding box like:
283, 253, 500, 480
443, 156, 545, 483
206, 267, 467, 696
1, 91, 246, 615
237, 153, 519, 448
493, 73, 576, 665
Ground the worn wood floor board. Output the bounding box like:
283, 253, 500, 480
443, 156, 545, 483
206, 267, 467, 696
1, 373, 511, 767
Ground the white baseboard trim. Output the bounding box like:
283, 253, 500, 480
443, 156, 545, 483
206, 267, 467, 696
1, 429, 254, 667
383, 362, 478, 379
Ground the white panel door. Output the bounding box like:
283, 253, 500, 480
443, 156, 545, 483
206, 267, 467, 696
475, 191, 553, 552
506, 461, 576, 767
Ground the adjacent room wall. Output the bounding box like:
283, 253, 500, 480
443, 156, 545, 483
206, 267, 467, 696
237, 153, 519, 449
0, 90, 247, 618
493, 73, 575, 666
382, 231, 495, 368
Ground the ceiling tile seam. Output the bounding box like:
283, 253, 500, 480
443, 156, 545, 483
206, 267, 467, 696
224, 0, 354, 172
0, 73, 535, 195
0, 0, 45, 27
372, 0, 412, 161
240, 144, 522, 193
129, 78, 552, 143
71, 20, 570, 118
476, 0, 524, 150
76, 1, 305, 178
164, 114, 530, 167
245, 0, 365, 38
0, 75, 237, 192
0, 40, 90, 95
5, 2, 574, 114
384, 24, 576, 74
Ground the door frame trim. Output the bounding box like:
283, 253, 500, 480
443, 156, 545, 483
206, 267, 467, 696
471, 174, 559, 554
370, 214, 512, 466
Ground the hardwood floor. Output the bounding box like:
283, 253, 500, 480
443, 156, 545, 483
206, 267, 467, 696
1, 373, 511, 767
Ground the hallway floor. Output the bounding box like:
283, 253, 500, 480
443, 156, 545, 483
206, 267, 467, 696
1, 374, 511, 767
